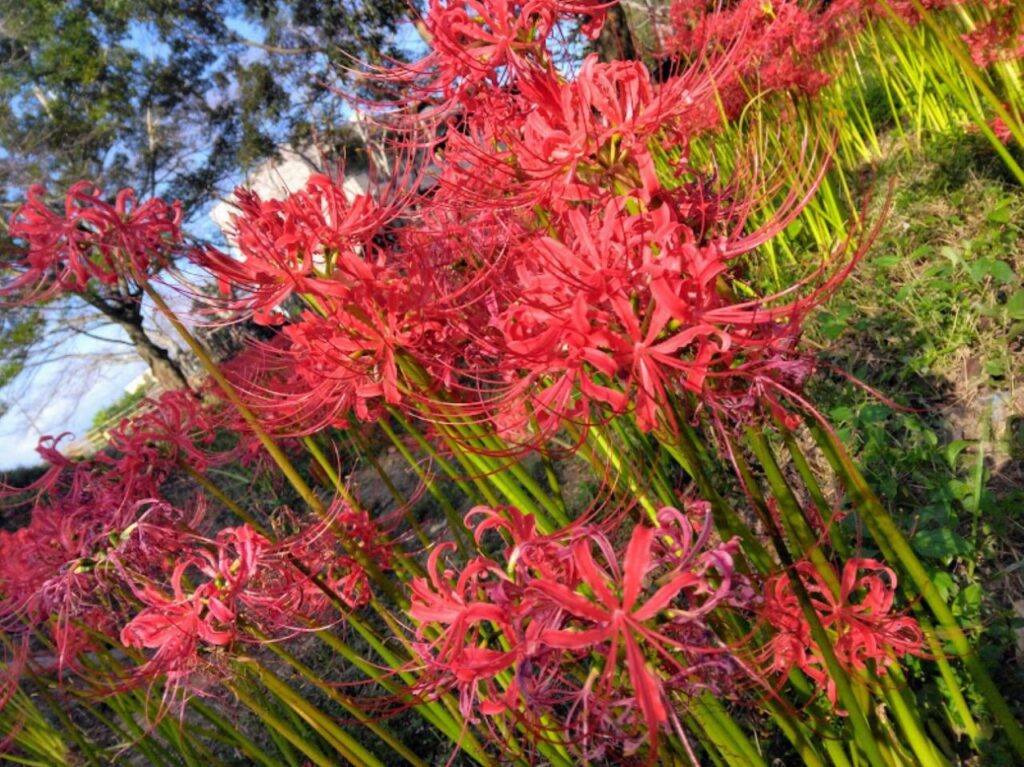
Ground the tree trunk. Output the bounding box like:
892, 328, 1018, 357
117, 318, 191, 391
594, 4, 638, 63
82, 290, 192, 392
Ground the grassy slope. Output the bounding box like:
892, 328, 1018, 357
807, 130, 1024, 734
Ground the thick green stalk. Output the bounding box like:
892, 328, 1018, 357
248, 660, 387, 767
181, 461, 271, 536
879, 0, 1024, 181
726, 444, 889, 766
339, 429, 435, 550
307, 625, 493, 766
690, 694, 767, 767
607, 417, 679, 508
527, 410, 569, 518
190, 699, 283, 767
232, 684, 336, 767
882, 674, 949, 766
301, 433, 425, 580
387, 407, 491, 505
142, 282, 324, 516
917, 613, 981, 741
378, 416, 474, 556
397, 354, 567, 527
745, 427, 842, 595
257, 634, 429, 767
777, 426, 851, 557
657, 424, 775, 573
583, 421, 660, 520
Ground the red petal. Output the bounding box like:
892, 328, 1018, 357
530, 580, 609, 622
622, 525, 655, 612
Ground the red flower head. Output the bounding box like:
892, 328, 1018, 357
760, 558, 927, 711
196, 174, 387, 325
5, 183, 182, 302
408, 503, 746, 759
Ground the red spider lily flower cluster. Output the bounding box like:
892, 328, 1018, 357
119, 507, 390, 701
391, 0, 611, 106
0, 403, 391, 709
662, 0, 856, 131
187, 1, 858, 440
660, 0, 1023, 138
759, 558, 926, 710
196, 174, 391, 326
0, 0, 953, 760
407, 502, 746, 759
3, 182, 182, 302
961, 8, 1024, 69
101, 390, 234, 477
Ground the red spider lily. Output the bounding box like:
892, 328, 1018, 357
423, 0, 548, 90
662, 0, 856, 132
760, 558, 927, 710
119, 559, 237, 709
195, 174, 388, 325
511, 56, 717, 204
4, 182, 182, 302
302, 501, 395, 611
408, 545, 521, 718
532, 516, 741, 753
989, 114, 1016, 145
466, 504, 579, 583
121, 562, 237, 652
102, 390, 232, 477
407, 503, 745, 758
0, 469, 206, 672
380, 0, 610, 108
0, 438, 388, 684
481, 154, 853, 436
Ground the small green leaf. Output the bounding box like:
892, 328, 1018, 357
930, 570, 956, 602
817, 311, 846, 340
988, 261, 1016, 284
919, 503, 953, 527
940, 245, 964, 267
985, 358, 1006, 377
986, 201, 1013, 224
1005, 290, 1024, 320
954, 583, 983, 617
968, 258, 994, 283
830, 406, 854, 423
947, 478, 973, 501
912, 528, 969, 559
860, 403, 891, 423
967, 258, 1014, 284
944, 440, 972, 468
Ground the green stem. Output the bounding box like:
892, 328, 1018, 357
378, 416, 474, 556
248, 660, 387, 767
141, 282, 324, 517
232, 683, 336, 767
256, 633, 430, 767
